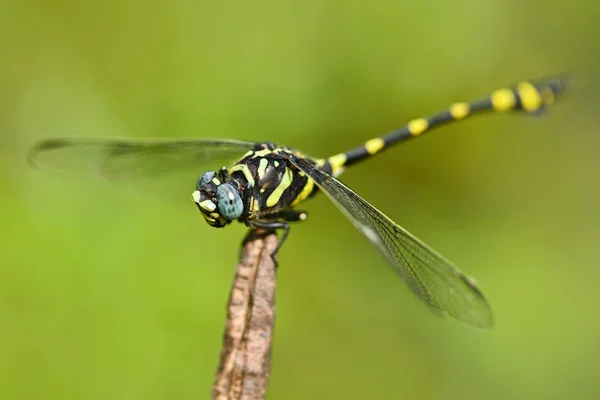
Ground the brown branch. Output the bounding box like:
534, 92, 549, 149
212, 231, 278, 400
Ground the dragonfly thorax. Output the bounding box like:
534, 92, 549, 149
192, 170, 244, 228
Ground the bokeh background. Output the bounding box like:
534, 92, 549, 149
2, 0, 600, 399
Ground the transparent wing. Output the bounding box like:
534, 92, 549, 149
289, 155, 493, 328
28, 137, 256, 203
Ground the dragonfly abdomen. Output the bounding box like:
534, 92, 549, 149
326, 75, 569, 174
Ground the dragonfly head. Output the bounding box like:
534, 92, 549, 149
192, 170, 243, 228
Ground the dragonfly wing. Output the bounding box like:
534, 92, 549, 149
289, 155, 493, 328
28, 137, 256, 204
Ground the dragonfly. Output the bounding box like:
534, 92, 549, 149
29, 75, 568, 328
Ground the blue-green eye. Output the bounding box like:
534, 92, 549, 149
196, 171, 215, 190
216, 183, 243, 220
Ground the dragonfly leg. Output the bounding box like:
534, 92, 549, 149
243, 209, 307, 267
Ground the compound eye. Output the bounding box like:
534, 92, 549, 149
196, 171, 215, 190
216, 183, 243, 220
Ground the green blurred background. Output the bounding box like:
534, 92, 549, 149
2, 0, 600, 399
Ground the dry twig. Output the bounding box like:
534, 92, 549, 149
212, 231, 278, 400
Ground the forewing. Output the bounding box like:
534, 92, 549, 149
289, 155, 493, 328
28, 137, 256, 204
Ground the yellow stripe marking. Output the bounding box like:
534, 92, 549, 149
252, 149, 272, 158
328, 153, 347, 174
229, 164, 255, 186
251, 197, 260, 214
257, 158, 269, 179
517, 81, 542, 112
364, 138, 385, 155
449, 102, 470, 120
316, 159, 327, 167
266, 168, 293, 207
241, 150, 253, 159
200, 210, 215, 221
491, 88, 516, 112
408, 118, 429, 136
274, 161, 279, 167
291, 176, 315, 206
212, 177, 221, 185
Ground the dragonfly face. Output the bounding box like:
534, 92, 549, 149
193, 170, 244, 228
